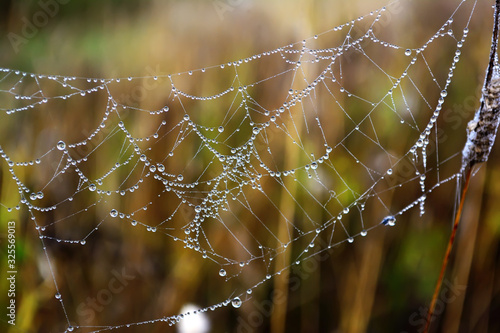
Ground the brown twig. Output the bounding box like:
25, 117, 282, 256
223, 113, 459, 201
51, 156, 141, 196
424, 1, 500, 331
424, 167, 471, 333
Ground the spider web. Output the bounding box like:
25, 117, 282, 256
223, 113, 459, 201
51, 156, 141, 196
0, 0, 483, 331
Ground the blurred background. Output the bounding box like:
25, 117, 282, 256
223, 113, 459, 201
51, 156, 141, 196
0, 0, 499, 332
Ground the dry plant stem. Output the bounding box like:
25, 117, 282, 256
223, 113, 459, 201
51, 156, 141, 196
424, 167, 472, 333
441, 167, 485, 332
485, 0, 500, 93
425, 1, 500, 331
462, 0, 500, 170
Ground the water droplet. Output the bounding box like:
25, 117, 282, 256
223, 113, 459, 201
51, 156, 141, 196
55, 292, 61, 299
219, 269, 226, 277
80, 240, 86, 245
440, 90, 447, 98
231, 297, 242, 308
177, 174, 184, 182
110, 209, 118, 217
360, 230, 367, 237
218, 126, 224, 133
89, 184, 96, 191
381, 215, 396, 226
387, 169, 393, 175
347, 237, 354, 243
311, 162, 318, 170
56, 141, 66, 150
252, 127, 260, 135
405, 49, 412, 56
195, 205, 202, 213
